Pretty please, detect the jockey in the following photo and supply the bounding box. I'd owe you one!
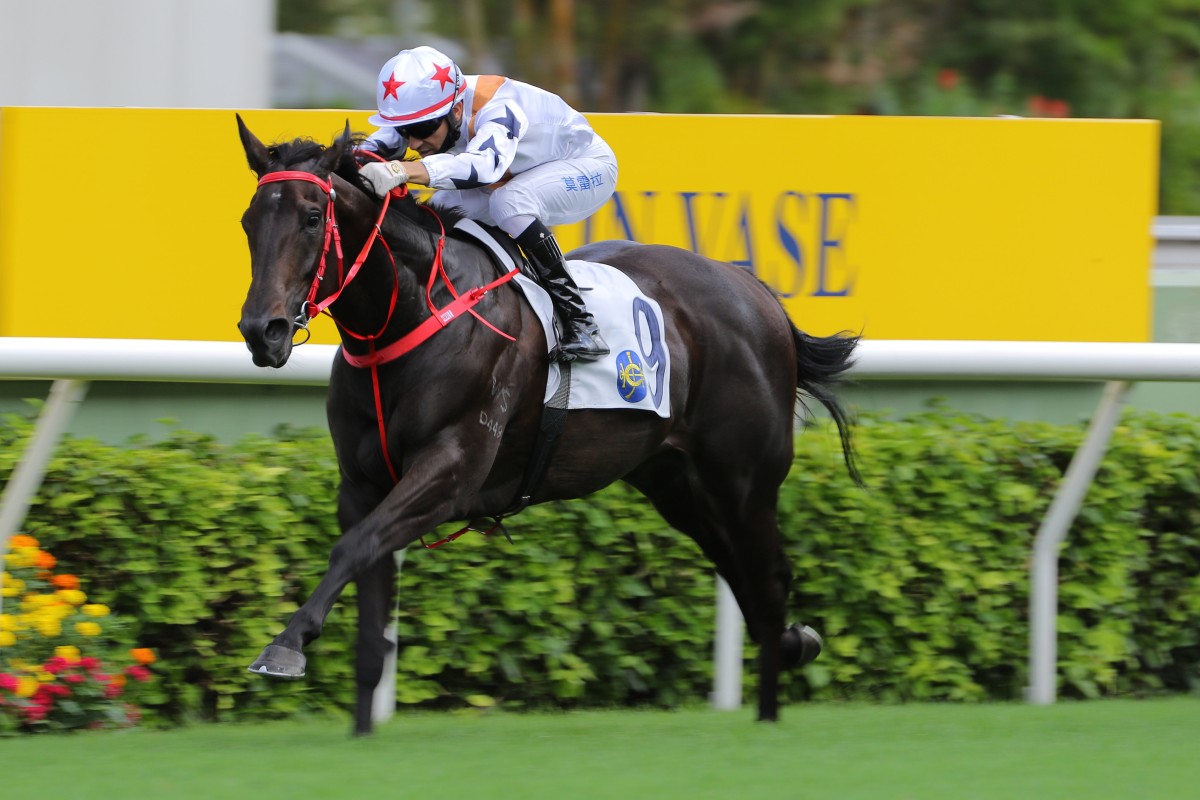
[358,45,615,362]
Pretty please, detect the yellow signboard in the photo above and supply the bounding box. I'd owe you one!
[0,107,1158,343]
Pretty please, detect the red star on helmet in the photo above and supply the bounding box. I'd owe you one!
[382,75,403,100]
[430,62,455,91]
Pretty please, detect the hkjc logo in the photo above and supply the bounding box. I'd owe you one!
[615,350,647,403]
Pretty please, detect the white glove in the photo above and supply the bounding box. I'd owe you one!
[360,160,409,198]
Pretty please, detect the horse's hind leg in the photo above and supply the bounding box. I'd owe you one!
[625,451,750,590]
[729,500,790,721]
[627,453,797,721]
[351,553,399,736]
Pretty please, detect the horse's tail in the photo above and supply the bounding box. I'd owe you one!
[792,327,862,485]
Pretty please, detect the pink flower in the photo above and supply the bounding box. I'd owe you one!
[0,673,17,692]
[63,672,86,684]
[44,656,69,675]
[79,657,101,670]
[22,705,48,722]
[126,665,152,683]
[104,682,123,699]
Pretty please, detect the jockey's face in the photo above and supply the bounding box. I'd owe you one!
[404,103,463,158]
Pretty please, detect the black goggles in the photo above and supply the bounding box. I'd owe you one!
[398,116,445,140]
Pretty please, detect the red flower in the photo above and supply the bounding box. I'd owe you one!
[937,68,959,91]
[79,657,101,670]
[126,665,153,683]
[1045,98,1070,117]
[104,682,124,699]
[0,673,17,692]
[44,657,69,675]
[31,686,56,709]
[63,672,86,684]
[1026,95,1071,117]
[22,705,48,722]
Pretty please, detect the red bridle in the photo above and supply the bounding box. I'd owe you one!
[253,169,519,362]
[255,170,396,344]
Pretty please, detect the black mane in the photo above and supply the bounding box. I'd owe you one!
[263,135,465,238]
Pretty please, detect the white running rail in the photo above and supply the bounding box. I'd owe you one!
[5,337,1200,710]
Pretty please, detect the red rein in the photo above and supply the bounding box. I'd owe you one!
[255,168,520,547]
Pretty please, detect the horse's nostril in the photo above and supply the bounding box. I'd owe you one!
[264,318,292,345]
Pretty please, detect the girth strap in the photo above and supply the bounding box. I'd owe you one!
[502,362,572,517]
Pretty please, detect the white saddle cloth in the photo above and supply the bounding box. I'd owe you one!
[513,261,672,418]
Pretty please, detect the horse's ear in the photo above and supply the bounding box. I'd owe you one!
[236,113,272,178]
[317,120,355,176]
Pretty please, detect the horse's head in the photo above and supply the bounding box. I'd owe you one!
[235,115,358,367]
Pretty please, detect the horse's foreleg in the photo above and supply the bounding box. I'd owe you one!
[249,524,398,679]
[249,455,479,685]
[251,517,427,676]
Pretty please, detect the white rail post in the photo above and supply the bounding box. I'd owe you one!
[711,576,744,709]
[1027,380,1131,704]
[0,379,91,616]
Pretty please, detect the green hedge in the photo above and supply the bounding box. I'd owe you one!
[2,407,1198,724]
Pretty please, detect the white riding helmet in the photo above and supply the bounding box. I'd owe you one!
[368,46,466,128]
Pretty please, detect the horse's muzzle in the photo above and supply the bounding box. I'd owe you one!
[238,316,295,368]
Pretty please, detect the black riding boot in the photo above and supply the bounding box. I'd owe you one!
[516,221,610,362]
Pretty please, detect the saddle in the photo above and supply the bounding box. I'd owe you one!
[449,218,537,281]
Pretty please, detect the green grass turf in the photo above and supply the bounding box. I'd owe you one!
[5,698,1197,799]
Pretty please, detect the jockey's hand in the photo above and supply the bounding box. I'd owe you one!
[360,160,409,198]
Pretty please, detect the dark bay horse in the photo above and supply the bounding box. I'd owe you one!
[235,116,860,735]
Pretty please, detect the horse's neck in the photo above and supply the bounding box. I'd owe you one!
[326,198,490,346]
[317,196,418,340]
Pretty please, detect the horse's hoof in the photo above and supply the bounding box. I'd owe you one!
[781,623,823,670]
[247,644,307,679]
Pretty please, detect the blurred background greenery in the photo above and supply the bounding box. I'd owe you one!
[277,0,1200,213]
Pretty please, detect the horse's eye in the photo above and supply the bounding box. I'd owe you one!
[306,211,323,231]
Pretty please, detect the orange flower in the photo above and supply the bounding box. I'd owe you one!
[51,574,80,591]
[130,648,157,666]
[34,550,56,570]
[8,534,38,549]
